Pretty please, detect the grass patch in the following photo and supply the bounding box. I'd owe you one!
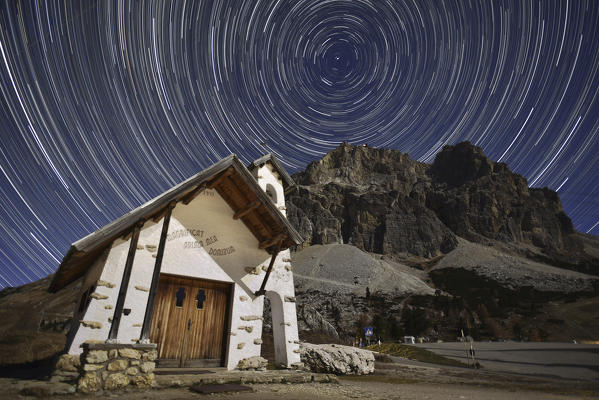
[367,343,469,368]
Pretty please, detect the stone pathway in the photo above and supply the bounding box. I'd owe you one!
[0,369,338,398]
[155,368,338,387]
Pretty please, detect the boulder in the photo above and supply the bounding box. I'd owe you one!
[140,361,155,373]
[118,348,141,359]
[299,343,374,375]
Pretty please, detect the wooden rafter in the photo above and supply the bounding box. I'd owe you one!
[153,201,177,222]
[233,200,260,220]
[207,168,233,189]
[259,233,286,249]
[222,173,251,206]
[181,184,206,205]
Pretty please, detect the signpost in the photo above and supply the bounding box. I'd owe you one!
[365,326,373,346]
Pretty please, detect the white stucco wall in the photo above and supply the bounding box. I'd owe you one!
[253,163,286,216]
[253,162,301,366]
[118,220,164,343]
[264,248,301,366]
[68,236,134,353]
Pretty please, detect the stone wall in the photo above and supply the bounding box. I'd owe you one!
[76,343,157,393]
[51,354,81,383]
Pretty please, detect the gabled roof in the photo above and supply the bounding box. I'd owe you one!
[248,153,295,192]
[49,154,302,292]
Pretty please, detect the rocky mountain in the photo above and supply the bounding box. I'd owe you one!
[286,142,599,342]
[287,141,598,274]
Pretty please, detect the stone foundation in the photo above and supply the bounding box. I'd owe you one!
[51,354,81,383]
[76,343,157,393]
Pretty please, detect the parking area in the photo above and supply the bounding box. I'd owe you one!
[414,342,599,381]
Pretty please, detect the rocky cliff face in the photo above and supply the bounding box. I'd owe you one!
[287,142,597,274]
[288,143,458,258]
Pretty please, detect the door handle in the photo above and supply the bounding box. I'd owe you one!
[187,319,192,331]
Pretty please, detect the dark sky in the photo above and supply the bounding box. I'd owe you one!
[0,0,598,289]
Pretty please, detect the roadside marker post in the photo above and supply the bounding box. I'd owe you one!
[461,329,470,368]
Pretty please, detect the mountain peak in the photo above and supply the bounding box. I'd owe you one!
[287,142,597,275]
[295,142,424,188]
[431,142,494,187]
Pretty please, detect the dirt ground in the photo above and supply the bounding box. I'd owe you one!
[2,379,596,400]
[2,356,598,400]
[2,342,599,399]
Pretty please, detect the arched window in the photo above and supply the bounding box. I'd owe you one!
[265,184,278,204]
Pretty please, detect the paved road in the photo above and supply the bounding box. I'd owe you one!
[414,342,599,381]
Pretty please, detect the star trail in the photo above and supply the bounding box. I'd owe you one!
[0,0,598,289]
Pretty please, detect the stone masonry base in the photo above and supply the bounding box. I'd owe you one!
[76,343,157,393]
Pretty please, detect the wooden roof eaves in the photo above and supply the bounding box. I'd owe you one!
[49,155,303,292]
[72,155,236,254]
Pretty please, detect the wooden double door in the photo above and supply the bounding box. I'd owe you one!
[149,274,232,367]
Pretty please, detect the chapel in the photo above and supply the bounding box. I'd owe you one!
[49,154,302,369]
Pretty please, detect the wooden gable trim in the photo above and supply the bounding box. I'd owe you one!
[207,168,233,189]
[259,233,286,250]
[49,156,303,293]
[181,184,206,205]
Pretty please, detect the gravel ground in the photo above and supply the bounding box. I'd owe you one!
[3,380,593,400]
[2,342,598,399]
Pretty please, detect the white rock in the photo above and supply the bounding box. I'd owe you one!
[299,343,374,375]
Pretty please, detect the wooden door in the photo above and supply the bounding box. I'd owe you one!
[149,274,232,367]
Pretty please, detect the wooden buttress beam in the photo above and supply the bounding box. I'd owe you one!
[139,202,176,342]
[255,240,283,297]
[259,233,285,249]
[107,221,144,342]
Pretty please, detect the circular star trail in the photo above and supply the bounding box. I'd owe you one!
[0,0,598,288]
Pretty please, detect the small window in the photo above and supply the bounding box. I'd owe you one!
[265,184,277,204]
[196,289,206,309]
[175,287,186,308]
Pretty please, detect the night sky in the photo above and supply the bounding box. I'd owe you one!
[1,0,598,289]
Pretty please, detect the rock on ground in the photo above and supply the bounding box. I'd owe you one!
[237,356,268,371]
[300,342,374,375]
